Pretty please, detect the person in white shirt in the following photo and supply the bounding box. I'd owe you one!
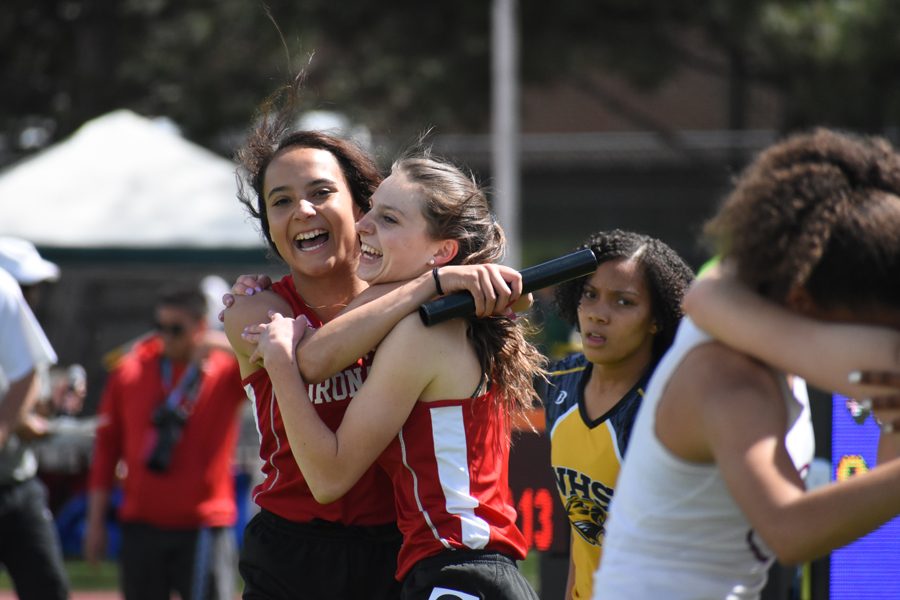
[0,237,69,600]
[594,129,900,600]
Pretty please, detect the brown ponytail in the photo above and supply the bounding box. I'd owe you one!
[393,156,547,423]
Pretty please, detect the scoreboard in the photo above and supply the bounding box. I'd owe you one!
[830,394,900,599]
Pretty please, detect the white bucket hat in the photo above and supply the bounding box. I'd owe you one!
[0,237,60,285]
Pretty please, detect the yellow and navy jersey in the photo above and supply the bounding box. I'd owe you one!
[538,352,650,599]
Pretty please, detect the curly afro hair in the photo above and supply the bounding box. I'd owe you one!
[704,128,900,311]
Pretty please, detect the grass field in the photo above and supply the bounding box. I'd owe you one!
[0,560,119,591]
[520,551,541,591]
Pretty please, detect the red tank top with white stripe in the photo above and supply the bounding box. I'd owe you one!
[377,391,527,579]
[243,276,396,525]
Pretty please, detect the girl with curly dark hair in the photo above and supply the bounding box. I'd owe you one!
[540,229,693,599]
[595,129,900,599]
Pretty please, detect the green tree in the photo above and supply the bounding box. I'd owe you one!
[2,0,297,159]
[3,0,900,166]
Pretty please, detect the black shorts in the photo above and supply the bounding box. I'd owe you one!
[239,510,402,600]
[401,549,539,600]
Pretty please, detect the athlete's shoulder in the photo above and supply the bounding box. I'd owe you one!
[270,275,296,302]
[389,311,457,342]
[547,352,590,378]
[682,341,775,396]
[374,313,470,390]
[542,352,588,426]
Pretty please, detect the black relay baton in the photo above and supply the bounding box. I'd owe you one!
[418,248,599,326]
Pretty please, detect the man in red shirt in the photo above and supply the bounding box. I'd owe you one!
[85,284,245,600]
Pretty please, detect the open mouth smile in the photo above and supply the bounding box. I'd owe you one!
[293,229,329,252]
[360,242,383,261]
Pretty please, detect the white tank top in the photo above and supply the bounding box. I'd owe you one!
[592,318,813,600]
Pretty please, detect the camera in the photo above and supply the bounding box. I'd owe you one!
[145,404,188,472]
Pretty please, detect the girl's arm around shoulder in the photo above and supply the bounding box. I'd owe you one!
[296,264,520,384]
[223,290,291,378]
[684,271,900,397]
[294,272,435,384]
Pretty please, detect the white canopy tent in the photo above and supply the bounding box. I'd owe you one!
[0,110,264,249]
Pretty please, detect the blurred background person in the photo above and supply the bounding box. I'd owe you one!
[45,364,88,418]
[32,363,95,519]
[0,236,70,600]
[84,282,245,600]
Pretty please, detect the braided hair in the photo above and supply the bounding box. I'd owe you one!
[704,128,900,311]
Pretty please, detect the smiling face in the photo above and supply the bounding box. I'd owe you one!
[262,147,363,279]
[355,171,450,285]
[576,258,657,368]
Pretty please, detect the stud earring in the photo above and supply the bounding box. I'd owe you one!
[427,258,436,266]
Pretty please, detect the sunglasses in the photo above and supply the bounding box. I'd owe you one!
[153,321,187,337]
